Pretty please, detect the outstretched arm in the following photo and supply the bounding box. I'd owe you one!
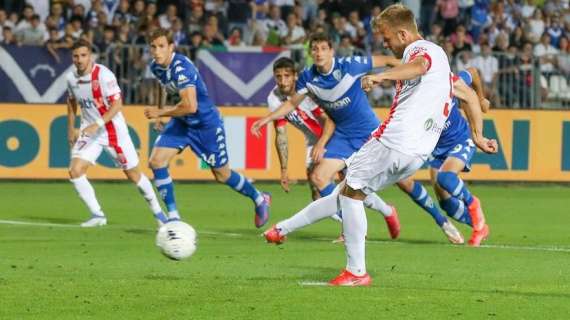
[311,111,335,163]
[250,93,306,137]
[145,86,197,119]
[466,67,490,113]
[454,78,498,154]
[362,56,429,91]
[372,55,401,68]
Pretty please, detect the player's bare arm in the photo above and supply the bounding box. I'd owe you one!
[67,95,78,147]
[274,124,290,192]
[82,97,124,137]
[311,112,335,163]
[153,81,167,131]
[372,55,401,68]
[467,67,490,113]
[145,86,197,119]
[454,79,498,154]
[362,56,429,91]
[251,93,305,137]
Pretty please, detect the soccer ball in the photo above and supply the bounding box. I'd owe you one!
[156,221,197,260]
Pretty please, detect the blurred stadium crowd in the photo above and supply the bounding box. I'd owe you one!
[1,0,570,108]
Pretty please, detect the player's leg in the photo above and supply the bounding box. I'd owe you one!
[306,167,320,201]
[148,146,181,221]
[436,154,489,246]
[123,166,167,225]
[397,176,448,227]
[193,123,270,228]
[69,140,106,227]
[148,118,188,221]
[432,167,472,226]
[309,158,345,197]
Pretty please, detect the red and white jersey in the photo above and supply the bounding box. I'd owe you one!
[66,64,129,145]
[372,40,453,156]
[267,86,324,146]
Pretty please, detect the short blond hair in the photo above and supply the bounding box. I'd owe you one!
[372,4,418,33]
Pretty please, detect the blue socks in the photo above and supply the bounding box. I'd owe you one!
[408,181,447,227]
[440,197,472,226]
[152,167,180,219]
[225,170,263,205]
[437,171,474,206]
[319,183,336,197]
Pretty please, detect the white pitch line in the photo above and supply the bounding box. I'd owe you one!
[1,219,569,253]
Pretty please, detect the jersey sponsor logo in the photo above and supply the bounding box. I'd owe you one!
[425,118,445,135]
[424,118,434,131]
[322,96,351,110]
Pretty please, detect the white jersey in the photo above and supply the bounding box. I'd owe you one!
[267,86,323,146]
[66,63,128,146]
[371,40,453,157]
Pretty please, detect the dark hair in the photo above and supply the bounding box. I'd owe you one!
[31,14,40,21]
[70,15,83,23]
[309,32,333,49]
[71,39,92,52]
[273,57,296,73]
[149,28,174,44]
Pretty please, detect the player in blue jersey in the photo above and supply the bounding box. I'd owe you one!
[397,67,497,246]
[143,29,271,228]
[252,32,403,239]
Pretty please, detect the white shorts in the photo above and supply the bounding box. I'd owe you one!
[345,139,425,195]
[71,134,139,170]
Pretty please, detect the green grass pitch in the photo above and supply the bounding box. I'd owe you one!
[0,182,569,319]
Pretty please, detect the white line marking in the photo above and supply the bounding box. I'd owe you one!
[1,219,569,253]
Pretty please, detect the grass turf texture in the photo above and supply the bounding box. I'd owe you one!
[0,182,569,319]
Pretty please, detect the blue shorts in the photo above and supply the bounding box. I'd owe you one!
[428,138,475,172]
[324,133,368,160]
[154,118,228,168]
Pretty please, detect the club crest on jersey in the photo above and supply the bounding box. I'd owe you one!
[333,69,342,81]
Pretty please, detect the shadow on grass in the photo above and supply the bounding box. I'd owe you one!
[20,215,78,224]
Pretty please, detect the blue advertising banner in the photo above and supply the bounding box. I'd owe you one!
[0,45,73,103]
[196,49,290,106]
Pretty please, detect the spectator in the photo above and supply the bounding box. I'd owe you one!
[17,14,45,46]
[69,15,84,40]
[26,0,50,22]
[130,0,146,27]
[1,26,17,45]
[426,23,444,43]
[453,26,473,58]
[73,0,92,14]
[259,4,287,45]
[201,22,225,48]
[458,0,474,24]
[15,5,35,34]
[347,10,363,39]
[171,17,188,46]
[159,4,178,29]
[187,2,206,34]
[517,52,535,108]
[72,4,87,19]
[436,0,459,36]
[298,0,318,25]
[420,0,438,35]
[96,25,116,54]
[336,34,354,57]
[470,0,491,43]
[470,43,499,98]
[527,9,545,43]
[226,27,245,46]
[534,33,559,74]
[555,36,570,74]
[281,12,305,45]
[520,0,537,19]
[546,14,564,48]
[114,0,132,25]
[510,26,527,49]
[49,1,67,32]
[495,45,519,107]
[46,27,67,63]
[0,9,16,42]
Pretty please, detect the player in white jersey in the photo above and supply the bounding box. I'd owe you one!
[264,5,496,286]
[66,40,167,227]
[268,57,330,199]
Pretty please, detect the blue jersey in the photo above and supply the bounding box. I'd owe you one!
[150,52,220,128]
[296,56,380,138]
[431,70,473,157]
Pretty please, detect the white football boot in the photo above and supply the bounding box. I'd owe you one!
[80,215,107,227]
[441,221,464,244]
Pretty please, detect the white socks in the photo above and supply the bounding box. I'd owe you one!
[364,193,393,217]
[136,174,163,215]
[277,191,340,235]
[339,194,367,276]
[70,175,104,217]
